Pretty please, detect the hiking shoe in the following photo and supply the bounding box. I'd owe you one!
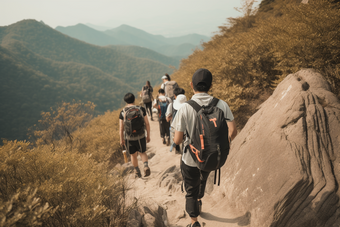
[186,222,201,227]
[162,138,166,144]
[198,200,202,214]
[144,166,151,177]
[134,169,142,178]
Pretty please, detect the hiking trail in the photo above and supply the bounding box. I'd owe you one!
[124,113,251,227]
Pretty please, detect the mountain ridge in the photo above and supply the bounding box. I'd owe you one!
[0,19,173,141]
[56,23,210,58]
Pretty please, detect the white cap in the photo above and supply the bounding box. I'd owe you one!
[161,75,167,80]
[173,94,187,110]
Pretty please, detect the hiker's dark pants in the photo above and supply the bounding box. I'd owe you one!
[181,160,211,218]
[159,119,170,138]
[144,101,152,117]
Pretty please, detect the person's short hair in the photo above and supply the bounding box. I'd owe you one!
[193,82,210,92]
[124,92,135,104]
[192,68,212,92]
[174,87,185,96]
[158,88,165,94]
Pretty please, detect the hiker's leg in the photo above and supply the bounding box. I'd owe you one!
[198,170,211,199]
[180,160,201,218]
[159,120,165,138]
[137,137,148,163]
[164,120,170,137]
[137,137,150,177]
[146,102,152,117]
[127,140,138,167]
[130,152,138,167]
[160,119,166,138]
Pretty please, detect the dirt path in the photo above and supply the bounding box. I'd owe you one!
[125,113,250,227]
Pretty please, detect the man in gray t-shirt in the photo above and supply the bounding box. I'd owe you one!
[172,68,237,227]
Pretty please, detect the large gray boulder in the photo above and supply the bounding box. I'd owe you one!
[212,69,340,227]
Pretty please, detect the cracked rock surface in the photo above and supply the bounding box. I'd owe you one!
[211,69,340,227]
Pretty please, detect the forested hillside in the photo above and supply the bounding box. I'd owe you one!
[0,19,173,141]
[171,0,340,127]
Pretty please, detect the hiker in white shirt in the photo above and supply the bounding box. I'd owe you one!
[160,73,170,90]
[172,68,237,227]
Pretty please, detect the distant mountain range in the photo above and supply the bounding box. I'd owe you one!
[55,24,210,59]
[0,19,174,141]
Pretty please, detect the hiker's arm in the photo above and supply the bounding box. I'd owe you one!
[227,120,237,141]
[119,119,125,146]
[153,99,157,108]
[165,103,172,122]
[144,115,151,143]
[174,130,184,145]
[166,115,172,122]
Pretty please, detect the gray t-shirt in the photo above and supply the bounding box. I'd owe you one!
[166,102,173,117]
[171,93,234,167]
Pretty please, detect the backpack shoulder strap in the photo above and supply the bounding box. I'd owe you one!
[208,97,219,107]
[186,99,201,113]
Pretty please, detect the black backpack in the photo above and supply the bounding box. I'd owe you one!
[123,106,145,139]
[186,98,230,185]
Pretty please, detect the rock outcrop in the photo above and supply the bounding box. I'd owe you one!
[126,201,168,227]
[212,69,340,226]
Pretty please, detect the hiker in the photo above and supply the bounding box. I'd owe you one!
[153,88,172,146]
[172,68,237,227]
[119,92,151,178]
[166,87,186,123]
[166,87,186,153]
[141,81,154,121]
[161,73,179,99]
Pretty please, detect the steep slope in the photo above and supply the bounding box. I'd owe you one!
[55,23,127,46]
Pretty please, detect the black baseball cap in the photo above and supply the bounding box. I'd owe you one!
[192,68,212,87]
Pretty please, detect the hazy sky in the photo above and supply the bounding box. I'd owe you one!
[1,0,247,37]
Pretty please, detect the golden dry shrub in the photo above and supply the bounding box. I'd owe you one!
[71,109,124,166]
[0,140,133,227]
[171,0,340,128]
[30,100,95,146]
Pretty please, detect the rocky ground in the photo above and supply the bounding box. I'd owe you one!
[121,113,250,227]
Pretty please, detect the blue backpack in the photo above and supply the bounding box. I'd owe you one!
[159,100,169,119]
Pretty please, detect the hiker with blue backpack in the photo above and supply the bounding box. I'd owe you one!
[119,93,151,178]
[172,68,237,227]
[153,88,172,146]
